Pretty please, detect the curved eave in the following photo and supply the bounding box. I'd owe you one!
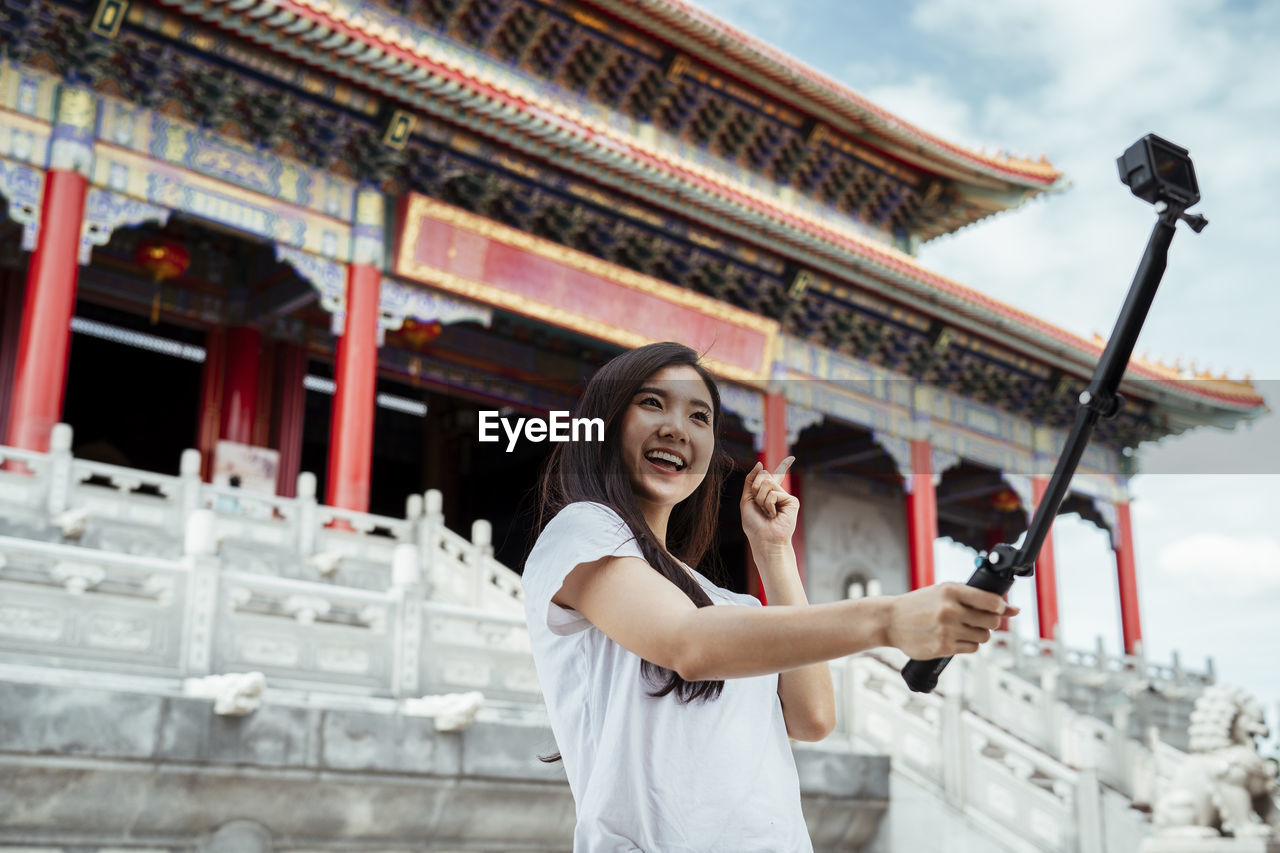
[159,0,1255,418]
[1140,383,1268,439]
[588,0,1064,193]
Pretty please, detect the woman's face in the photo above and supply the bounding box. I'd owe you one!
[617,364,715,515]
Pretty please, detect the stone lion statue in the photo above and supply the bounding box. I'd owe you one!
[1152,685,1279,838]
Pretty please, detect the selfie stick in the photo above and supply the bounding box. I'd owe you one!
[902,134,1208,693]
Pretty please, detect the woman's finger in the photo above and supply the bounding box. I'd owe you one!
[764,489,781,518]
[961,609,1003,632]
[772,456,795,480]
[740,461,763,502]
[753,471,775,504]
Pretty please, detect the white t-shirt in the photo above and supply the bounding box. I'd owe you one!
[522,501,812,852]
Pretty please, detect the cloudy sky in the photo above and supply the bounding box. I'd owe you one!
[691,0,1280,749]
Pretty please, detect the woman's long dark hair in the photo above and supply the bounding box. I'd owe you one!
[535,341,733,703]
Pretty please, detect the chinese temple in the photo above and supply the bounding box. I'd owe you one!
[0,0,1267,850]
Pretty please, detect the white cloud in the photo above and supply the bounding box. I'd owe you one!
[1157,532,1280,592]
[902,0,1280,379]
[858,75,986,151]
[685,0,803,43]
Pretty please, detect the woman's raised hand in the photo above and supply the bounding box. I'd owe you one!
[740,456,798,548]
[885,583,1020,660]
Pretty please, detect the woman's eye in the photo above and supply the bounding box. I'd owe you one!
[641,396,661,407]
[693,411,712,424]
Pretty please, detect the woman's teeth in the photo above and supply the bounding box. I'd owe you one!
[645,451,684,470]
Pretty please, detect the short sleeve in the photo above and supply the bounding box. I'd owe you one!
[521,502,647,636]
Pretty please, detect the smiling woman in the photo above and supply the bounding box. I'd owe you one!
[521,341,1013,852]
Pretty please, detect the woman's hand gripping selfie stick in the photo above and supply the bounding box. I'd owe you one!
[902,134,1209,693]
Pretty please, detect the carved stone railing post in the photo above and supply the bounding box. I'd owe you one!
[1074,744,1106,853]
[180,508,220,677]
[1041,669,1064,756]
[45,423,74,515]
[421,489,443,593]
[296,472,317,557]
[391,542,422,698]
[405,492,423,528]
[940,685,966,808]
[471,519,493,608]
[178,448,202,529]
[1110,702,1135,791]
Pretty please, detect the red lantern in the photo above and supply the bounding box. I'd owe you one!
[398,317,443,348]
[134,238,191,282]
[134,238,190,324]
[992,489,1021,513]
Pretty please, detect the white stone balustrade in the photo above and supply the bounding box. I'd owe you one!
[0,530,542,702]
[975,633,1207,755]
[0,533,191,671]
[0,425,533,701]
[845,651,1161,853]
[0,425,524,610]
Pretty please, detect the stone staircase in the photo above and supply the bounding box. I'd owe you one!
[839,637,1213,852]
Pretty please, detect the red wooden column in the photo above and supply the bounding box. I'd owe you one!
[747,391,799,603]
[1031,475,1061,642]
[196,327,226,479]
[219,327,263,446]
[905,439,938,590]
[1114,497,1144,656]
[326,187,384,512]
[4,88,96,452]
[197,326,269,480]
[761,392,794,498]
[271,342,307,497]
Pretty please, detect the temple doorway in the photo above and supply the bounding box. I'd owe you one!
[63,300,204,474]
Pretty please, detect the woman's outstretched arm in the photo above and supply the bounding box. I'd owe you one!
[553,553,1009,688]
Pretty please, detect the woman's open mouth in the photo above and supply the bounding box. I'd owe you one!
[644,449,687,474]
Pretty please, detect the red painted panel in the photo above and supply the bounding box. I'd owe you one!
[406,210,769,376]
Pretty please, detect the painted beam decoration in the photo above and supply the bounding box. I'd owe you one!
[395,193,776,382]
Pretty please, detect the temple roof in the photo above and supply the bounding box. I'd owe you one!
[171,0,1063,243]
[9,0,1255,436]
[588,0,1065,190]
[126,0,1258,427]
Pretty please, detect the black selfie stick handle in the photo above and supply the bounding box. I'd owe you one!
[901,203,1186,694]
[901,563,1016,693]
